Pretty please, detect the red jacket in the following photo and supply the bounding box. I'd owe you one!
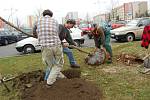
[141,25,150,49]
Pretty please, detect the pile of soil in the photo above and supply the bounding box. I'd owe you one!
[117,52,143,65]
[12,69,103,100]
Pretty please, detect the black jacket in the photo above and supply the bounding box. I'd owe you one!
[59,24,75,45]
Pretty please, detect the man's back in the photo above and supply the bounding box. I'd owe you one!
[36,16,61,47]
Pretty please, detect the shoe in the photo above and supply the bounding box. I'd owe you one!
[70,64,80,68]
[106,58,112,64]
[57,72,66,79]
[46,84,52,88]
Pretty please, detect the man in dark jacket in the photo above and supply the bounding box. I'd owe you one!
[92,23,112,64]
[92,24,105,49]
[59,19,80,68]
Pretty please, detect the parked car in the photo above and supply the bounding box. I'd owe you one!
[111,20,126,29]
[0,30,18,45]
[79,24,94,39]
[69,27,85,46]
[12,31,29,41]
[110,18,150,42]
[15,27,85,54]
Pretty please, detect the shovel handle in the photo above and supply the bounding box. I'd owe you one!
[0,79,10,92]
[68,45,91,55]
[142,54,150,60]
[0,73,10,92]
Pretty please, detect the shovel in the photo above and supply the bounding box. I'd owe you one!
[138,49,150,74]
[68,45,107,64]
[0,73,10,92]
[68,45,92,56]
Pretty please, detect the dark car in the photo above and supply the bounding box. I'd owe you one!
[0,31,18,45]
[12,31,29,41]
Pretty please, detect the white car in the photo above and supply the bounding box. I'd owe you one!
[15,27,85,54]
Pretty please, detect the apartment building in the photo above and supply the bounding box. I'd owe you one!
[111,1,148,21]
[93,13,110,24]
[65,12,78,20]
[64,12,81,25]
[27,15,37,28]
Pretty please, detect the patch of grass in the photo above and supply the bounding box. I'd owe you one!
[0,41,150,100]
[0,53,44,75]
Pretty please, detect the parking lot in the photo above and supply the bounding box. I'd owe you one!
[0,35,99,58]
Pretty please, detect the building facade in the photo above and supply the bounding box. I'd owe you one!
[93,13,110,24]
[27,15,37,28]
[110,1,148,21]
[65,12,78,20]
[64,12,80,25]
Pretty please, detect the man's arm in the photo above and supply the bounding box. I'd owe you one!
[98,27,105,46]
[65,29,76,46]
[58,24,65,41]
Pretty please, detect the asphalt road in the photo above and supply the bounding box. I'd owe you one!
[0,43,21,58]
[0,35,116,58]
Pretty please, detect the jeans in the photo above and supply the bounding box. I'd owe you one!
[63,47,76,65]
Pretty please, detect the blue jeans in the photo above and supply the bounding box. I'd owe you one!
[63,47,76,65]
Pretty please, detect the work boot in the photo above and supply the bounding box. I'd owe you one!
[46,84,52,88]
[57,72,66,79]
[106,58,112,64]
[70,64,80,68]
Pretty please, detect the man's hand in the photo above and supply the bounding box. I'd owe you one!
[100,45,104,49]
[74,42,78,46]
[63,43,69,47]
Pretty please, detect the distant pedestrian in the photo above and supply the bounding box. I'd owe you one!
[33,9,65,86]
[92,24,105,49]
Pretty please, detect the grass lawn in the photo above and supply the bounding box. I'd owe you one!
[0,41,150,100]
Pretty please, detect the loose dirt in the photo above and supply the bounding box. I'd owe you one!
[12,69,103,100]
[117,52,143,66]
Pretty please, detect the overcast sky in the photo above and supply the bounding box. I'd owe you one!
[0,0,149,23]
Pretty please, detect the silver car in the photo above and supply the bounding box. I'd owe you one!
[111,18,150,42]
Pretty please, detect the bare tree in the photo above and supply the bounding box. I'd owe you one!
[34,8,43,20]
[15,17,21,29]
